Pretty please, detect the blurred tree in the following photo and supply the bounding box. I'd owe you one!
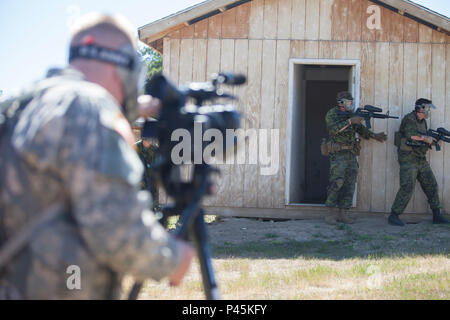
[138,45,162,80]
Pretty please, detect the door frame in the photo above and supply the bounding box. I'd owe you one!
[285,58,361,206]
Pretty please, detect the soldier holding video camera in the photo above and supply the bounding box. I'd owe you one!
[0,13,193,299]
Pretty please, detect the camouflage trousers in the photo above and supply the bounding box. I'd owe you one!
[325,151,358,209]
[391,152,441,215]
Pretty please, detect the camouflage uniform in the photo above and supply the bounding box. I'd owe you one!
[0,68,181,299]
[136,140,160,211]
[325,106,373,209]
[391,111,441,215]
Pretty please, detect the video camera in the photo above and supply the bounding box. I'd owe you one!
[129,72,245,300]
[140,73,243,199]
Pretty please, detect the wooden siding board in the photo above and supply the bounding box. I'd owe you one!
[414,43,432,213]
[259,39,277,208]
[319,0,333,41]
[273,40,290,208]
[160,37,172,205]
[331,0,349,41]
[277,0,292,39]
[170,39,181,85]
[236,2,251,39]
[371,42,389,212]
[205,39,222,205]
[432,30,446,44]
[219,39,235,206]
[194,19,209,39]
[163,37,171,74]
[304,40,319,58]
[404,16,419,43]
[445,43,450,213]
[291,0,306,40]
[348,0,362,41]
[358,42,375,211]
[249,0,265,39]
[305,0,320,40]
[231,39,249,208]
[222,6,237,38]
[419,24,432,43]
[346,41,361,59]
[402,42,418,213]
[385,43,403,212]
[264,0,278,39]
[192,39,208,82]
[244,40,263,207]
[178,39,194,183]
[179,39,194,86]
[290,40,305,58]
[208,13,223,38]
[430,44,446,210]
[331,41,347,59]
[389,10,404,42]
[376,7,392,42]
[319,41,332,59]
[361,0,376,41]
[180,24,195,38]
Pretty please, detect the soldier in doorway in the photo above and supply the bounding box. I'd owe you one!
[324,91,387,225]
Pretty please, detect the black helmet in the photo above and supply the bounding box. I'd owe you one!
[415,98,435,119]
[337,91,353,103]
[415,98,435,110]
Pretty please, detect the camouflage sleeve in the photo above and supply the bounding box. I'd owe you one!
[60,94,181,282]
[354,123,373,140]
[402,116,419,139]
[326,109,350,137]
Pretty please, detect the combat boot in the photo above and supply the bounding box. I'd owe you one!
[432,209,450,224]
[388,212,405,226]
[325,207,338,225]
[337,209,355,224]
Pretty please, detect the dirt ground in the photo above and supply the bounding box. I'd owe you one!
[207,215,450,257]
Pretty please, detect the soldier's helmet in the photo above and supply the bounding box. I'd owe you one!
[336,91,353,103]
[415,98,435,118]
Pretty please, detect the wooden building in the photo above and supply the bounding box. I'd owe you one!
[139,0,450,218]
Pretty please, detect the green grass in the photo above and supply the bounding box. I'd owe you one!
[128,217,450,300]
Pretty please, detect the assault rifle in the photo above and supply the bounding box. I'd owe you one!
[406,127,450,151]
[338,105,399,129]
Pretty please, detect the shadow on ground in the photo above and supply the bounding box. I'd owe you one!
[207,217,450,260]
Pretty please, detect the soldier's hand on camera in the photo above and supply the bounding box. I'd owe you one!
[138,95,161,119]
[168,239,195,287]
[422,135,435,145]
[348,116,364,125]
[372,132,387,142]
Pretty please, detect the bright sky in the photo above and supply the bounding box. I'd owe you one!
[0,0,448,97]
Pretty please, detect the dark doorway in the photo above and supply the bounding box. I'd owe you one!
[304,80,348,203]
[288,64,352,205]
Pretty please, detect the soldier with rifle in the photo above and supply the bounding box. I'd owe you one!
[389,98,450,226]
[323,91,388,225]
[136,137,160,212]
